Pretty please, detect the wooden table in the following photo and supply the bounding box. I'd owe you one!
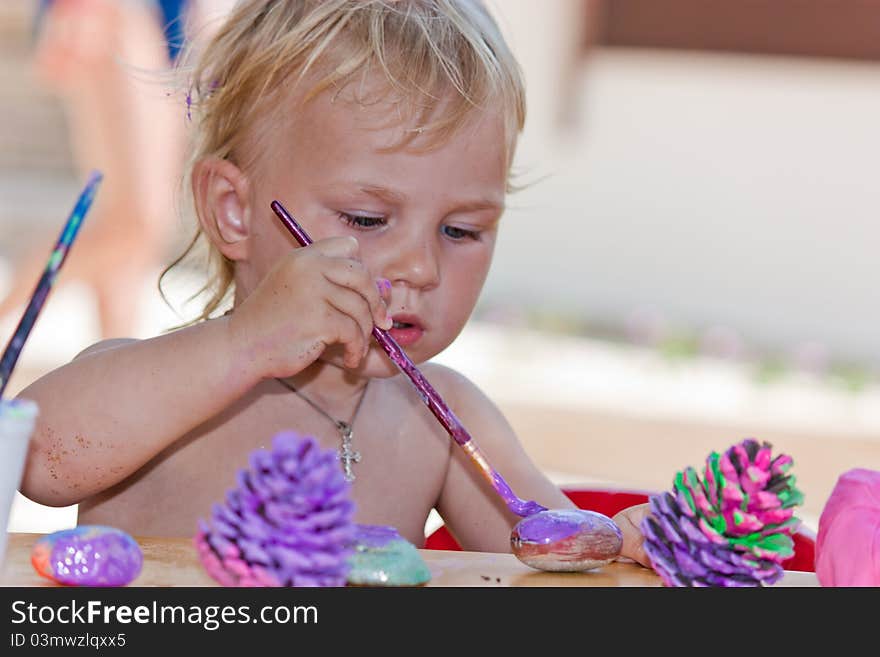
[1,533,819,587]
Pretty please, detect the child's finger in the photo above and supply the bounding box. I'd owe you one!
[323,259,392,330]
[320,310,366,369]
[307,235,360,259]
[323,287,376,363]
[336,315,368,368]
[612,505,652,568]
[298,238,390,329]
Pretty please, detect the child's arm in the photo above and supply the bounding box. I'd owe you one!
[17,317,256,507]
[18,237,389,507]
[430,364,650,566]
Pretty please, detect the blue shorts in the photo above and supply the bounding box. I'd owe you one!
[37,0,191,62]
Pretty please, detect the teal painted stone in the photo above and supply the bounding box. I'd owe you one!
[346,525,431,586]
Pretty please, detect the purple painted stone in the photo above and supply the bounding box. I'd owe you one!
[510,509,623,572]
[32,525,143,587]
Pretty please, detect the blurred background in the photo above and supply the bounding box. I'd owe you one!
[2,0,880,538]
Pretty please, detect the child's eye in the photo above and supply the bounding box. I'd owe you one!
[339,212,387,229]
[441,225,480,241]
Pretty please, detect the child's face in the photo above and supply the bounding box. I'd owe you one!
[241,80,509,376]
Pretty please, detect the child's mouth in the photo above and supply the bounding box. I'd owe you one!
[388,315,424,347]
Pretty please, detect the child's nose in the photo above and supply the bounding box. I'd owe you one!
[382,236,440,290]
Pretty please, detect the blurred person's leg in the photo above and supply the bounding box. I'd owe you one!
[488,0,591,160]
[0,0,186,338]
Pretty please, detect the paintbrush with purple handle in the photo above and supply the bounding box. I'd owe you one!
[271,200,625,572]
[0,171,103,398]
[270,200,545,517]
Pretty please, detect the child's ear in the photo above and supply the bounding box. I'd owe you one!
[191,157,252,261]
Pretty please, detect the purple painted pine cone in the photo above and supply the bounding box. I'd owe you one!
[195,431,356,586]
[641,438,804,587]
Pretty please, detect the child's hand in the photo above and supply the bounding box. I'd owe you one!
[228,236,392,378]
[612,503,653,568]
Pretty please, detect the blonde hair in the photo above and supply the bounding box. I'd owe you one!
[162,0,526,324]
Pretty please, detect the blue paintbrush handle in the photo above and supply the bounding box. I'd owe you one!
[0,171,103,398]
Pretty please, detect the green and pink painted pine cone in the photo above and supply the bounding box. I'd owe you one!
[642,439,804,586]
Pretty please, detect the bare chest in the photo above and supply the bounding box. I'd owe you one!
[78,381,450,545]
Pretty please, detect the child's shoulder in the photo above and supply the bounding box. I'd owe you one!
[73,337,139,360]
[417,360,493,406]
[419,360,472,386]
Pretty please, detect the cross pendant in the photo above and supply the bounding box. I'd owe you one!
[337,421,361,483]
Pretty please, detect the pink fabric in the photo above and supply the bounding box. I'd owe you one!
[815,468,880,586]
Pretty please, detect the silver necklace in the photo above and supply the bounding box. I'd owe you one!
[276,378,369,482]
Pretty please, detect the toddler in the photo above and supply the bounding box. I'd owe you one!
[18,0,649,564]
